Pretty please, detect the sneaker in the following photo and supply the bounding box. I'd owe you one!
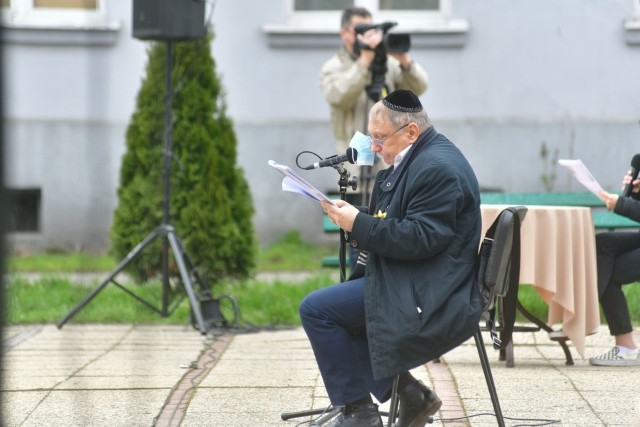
[589,346,640,366]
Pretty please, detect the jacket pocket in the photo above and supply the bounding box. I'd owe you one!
[403,282,423,333]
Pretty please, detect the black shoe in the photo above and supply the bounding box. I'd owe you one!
[327,403,383,427]
[397,380,442,427]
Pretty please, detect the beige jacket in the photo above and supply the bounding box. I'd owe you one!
[320,46,428,180]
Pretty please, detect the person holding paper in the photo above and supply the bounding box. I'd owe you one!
[590,172,640,366]
[299,90,482,426]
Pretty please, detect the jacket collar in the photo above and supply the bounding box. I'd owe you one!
[379,126,438,193]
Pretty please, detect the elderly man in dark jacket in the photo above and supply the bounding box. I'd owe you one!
[299,89,483,427]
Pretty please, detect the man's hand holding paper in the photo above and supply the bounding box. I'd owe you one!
[321,199,359,232]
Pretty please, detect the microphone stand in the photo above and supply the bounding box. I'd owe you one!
[334,164,357,282]
[280,162,356,424]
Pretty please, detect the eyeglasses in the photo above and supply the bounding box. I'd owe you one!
[368,123,409,148]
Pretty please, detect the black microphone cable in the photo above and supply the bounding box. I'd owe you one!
[295,150,324,170]
[432,412,562,426]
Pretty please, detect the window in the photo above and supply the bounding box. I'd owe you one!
[6,188,41,233]
[264,0,468,48]
[1,0,119,46]
[284,0,451,30]
[2,0,108,28]
[294,0,352,11]
[625,0,640,45]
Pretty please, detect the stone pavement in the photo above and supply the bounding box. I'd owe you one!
[2,323,640,426]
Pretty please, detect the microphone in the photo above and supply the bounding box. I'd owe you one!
[304,148,358,170]
[623,154,640,197]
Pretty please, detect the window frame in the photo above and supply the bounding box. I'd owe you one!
[2,0,108,28]
[265,0,469,49]
[285,0,453,31]
[624,0,640,45]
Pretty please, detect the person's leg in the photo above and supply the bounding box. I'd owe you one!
[601,245,640,346]
[599,242,640,338]
[349,330,395,402]
[600,283,633,337]
[607,244,640,290]
[591,236,640,366]
[595,232,640,297]
[299,277,392,406]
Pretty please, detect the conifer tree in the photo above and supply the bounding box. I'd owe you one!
[111,30,256,284]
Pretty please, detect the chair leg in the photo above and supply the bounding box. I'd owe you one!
[386,375,400,427]
[474,328,506,427]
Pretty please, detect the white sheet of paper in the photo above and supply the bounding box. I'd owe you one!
[558,159,604,197]
[268,160,335,205]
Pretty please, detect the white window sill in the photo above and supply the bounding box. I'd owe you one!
[1,21,121,46]
[624,19,640,45]
[263,19,470,49]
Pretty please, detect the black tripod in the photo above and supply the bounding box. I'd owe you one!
[57,41,212,334]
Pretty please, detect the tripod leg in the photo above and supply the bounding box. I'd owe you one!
[176,240,210,294]
[57,228,161,329]
[281,406,342,424]
[166,231,207,334]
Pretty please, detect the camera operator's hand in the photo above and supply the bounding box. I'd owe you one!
[356,29,383,68]
[388,52,413,70]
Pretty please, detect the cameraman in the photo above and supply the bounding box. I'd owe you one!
[320,7,428,194]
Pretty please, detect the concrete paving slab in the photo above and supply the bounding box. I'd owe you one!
[3,323,640,426]
[7,389,168,427]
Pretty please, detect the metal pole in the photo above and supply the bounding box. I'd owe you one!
[161,41,173,316]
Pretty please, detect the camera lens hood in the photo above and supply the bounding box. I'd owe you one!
[384,33,411,53]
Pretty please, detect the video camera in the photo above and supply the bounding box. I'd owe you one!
[354,21,411,54]
[353,21,411,101]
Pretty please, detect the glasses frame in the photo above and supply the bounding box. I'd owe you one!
[368,123,410,148]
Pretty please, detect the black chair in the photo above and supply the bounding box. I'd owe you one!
[282,206,526,427]
[384,206,526,427]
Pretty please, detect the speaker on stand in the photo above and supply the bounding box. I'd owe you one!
[57,0,225,333]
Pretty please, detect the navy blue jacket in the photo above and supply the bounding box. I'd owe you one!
[615,190,640,223]
[349,127,483,379]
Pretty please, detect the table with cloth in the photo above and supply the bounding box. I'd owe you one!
[481,204,600,359]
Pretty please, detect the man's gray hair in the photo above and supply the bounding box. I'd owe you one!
[369,100,432,133]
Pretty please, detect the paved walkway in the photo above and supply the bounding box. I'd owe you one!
[2,323,640,426]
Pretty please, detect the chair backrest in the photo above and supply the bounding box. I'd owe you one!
[478,206,527,349]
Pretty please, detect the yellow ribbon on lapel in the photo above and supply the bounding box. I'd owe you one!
[373,210,387,219]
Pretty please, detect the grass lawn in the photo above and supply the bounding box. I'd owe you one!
[4,231,639,327]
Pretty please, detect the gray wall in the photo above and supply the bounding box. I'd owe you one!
[4,0,640,252]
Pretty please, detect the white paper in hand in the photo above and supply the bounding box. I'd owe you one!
[268,160,335,204]
[558,159,604,197]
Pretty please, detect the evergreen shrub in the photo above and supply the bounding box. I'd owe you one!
[110,29,257,285]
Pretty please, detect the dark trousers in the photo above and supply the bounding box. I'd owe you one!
[299,277,394,406]
[596,231,640,336]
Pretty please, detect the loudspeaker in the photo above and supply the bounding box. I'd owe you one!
[189,296,229,331]
[132,0,205,41]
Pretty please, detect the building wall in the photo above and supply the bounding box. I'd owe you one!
[4,0,640,252]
